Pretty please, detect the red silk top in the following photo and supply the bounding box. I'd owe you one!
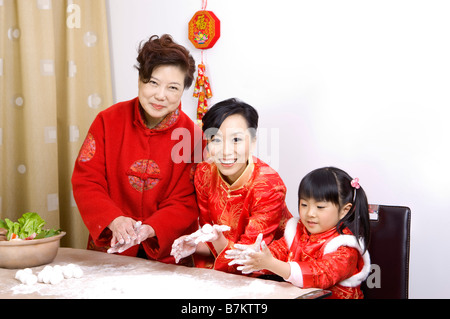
[72,97,203,263]
[194,157,292,274]
[270,219,367,299]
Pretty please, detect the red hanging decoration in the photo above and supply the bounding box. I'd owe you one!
[189,1,220,127]
[188,10,221,50]
[193,62,213,126]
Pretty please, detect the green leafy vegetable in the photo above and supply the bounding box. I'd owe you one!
[0,212,61,240]
[35,228,62,239]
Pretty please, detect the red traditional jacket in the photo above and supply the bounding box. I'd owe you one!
[270,218,371,299]
[71,97,204,263]
[194,156,292,274]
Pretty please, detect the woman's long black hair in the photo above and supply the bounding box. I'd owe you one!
[298,167,370,253]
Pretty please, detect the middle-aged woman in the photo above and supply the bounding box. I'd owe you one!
[72,34,203,264]
[171,98,292,275]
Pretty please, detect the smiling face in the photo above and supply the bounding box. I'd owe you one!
[207,114,256,185]
[299,198,351,234]
[138,65,185,128]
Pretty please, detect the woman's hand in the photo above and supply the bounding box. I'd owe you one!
[108,216,139,247]
[195,224,230,255]
[136,223,155,243]
[193,224,231,244]
[171,235,198,263]
[107,218,156,254]
[170,224,231,263]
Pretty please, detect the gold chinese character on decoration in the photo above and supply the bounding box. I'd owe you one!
[196,15,207,30]
[188,10,220,49]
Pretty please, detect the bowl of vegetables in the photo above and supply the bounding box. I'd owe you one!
[0,212,65,269]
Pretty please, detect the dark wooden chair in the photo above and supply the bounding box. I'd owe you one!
[361,205,411,299]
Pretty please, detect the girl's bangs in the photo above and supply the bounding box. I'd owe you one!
[298,169,340,205]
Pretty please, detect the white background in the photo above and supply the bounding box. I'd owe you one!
[106,0,450,298]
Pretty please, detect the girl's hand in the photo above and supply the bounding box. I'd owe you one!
[226,233,292,278]
[234,241,274,274]
[225,233,264,263]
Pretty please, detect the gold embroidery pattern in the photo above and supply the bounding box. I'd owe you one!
[194,159,292,274]
[289,223,364,299]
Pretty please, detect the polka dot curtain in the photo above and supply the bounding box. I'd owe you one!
[0,0,113,248]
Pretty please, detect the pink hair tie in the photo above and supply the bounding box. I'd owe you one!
[351,178,360,189]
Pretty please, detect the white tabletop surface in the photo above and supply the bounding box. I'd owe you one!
[0,247,323,299]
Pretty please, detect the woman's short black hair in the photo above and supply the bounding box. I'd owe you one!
[202,98,259,139]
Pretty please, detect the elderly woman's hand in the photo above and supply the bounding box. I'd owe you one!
[107,216,139,248]
[107,221,155,254]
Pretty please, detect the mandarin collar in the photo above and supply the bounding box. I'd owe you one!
[299,221,339,243]
[133,98,181,134]
[218,156,255,193]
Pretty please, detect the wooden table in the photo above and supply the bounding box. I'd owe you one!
[0,248,328,299]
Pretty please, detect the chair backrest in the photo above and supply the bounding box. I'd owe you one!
[361,205,411,299]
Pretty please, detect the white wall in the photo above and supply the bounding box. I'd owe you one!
[106,0,450,298]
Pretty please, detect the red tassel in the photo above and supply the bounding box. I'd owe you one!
[193,63,212,127]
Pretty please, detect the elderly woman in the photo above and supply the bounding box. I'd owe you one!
[72,34,203,264]
[171,98,292,274]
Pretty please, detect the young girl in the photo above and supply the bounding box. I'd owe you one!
[171,98,292,274]
[225,167,371,299]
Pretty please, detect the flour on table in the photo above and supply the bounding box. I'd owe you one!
[11,262,276,299]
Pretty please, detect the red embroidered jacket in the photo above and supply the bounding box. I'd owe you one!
[270,218,371,299]
[194,157,292,274]
[71,97,204,263]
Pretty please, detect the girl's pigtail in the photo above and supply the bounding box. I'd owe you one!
[351,183,370,254]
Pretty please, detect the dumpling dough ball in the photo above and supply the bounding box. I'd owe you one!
[62,265,74,279]
[201,224,213,234]
[42,265,53,272]
[42,271,52,284]
[37,271,45,283]
[15,269,37,285]
[72,265,83,278]
[62,263,83,279]
[38,266,53,284]
[24,274,38,285]
[15,269,25,281]
[35,263,83,284]
[49,271,64,285]
[15,268,32,280]
[53,265,63,273]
